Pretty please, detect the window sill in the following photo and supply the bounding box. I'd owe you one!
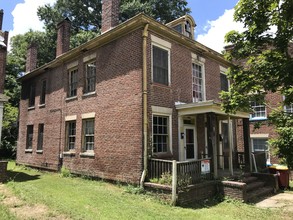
[151,82,171,89]
[25,149,33,153]
[249,117,267,122]
[28,106,35,111]
[38,104,46,108]
[63,151,76,157]
[36,150,43,154]
[80,152,95,158]
[82,91,96,98]
[66,96,78,102]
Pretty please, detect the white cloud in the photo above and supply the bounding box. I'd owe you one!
[196,9,245,53]
[8,0,57,50]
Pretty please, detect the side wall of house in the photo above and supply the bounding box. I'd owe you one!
[17,29,144,183]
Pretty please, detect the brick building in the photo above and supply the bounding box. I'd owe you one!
[17,1,251,184]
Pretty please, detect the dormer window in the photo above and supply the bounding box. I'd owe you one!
[167,15,196,40]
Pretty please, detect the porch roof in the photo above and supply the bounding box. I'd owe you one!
[175,100,249,119]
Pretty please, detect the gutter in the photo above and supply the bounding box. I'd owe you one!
[140,23,149,187]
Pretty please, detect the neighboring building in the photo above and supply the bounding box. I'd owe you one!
[0,9,9,146]
[16,0,251,184]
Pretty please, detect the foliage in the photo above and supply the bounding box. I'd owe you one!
[60,166,72,178]
[269,110,293,169]
[222,0,293,166]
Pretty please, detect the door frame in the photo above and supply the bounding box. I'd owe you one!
[184,125,197,161]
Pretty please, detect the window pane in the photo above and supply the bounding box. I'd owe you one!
[192,64,204,102]
[83,119,95,151]
[67,121,76,150]
[153,46,169,85]
[26,125,34,149]
[153,115,169,153]
[85,61,96,93]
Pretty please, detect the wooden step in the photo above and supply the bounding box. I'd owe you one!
[246,186,274,202]
[246,181,265,192]
[242,176,258,184]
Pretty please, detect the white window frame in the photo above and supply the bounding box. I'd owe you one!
[220,66,230,92]
[191,53,206,102]
[84,60,96,94]
[251,135,270,164]
[68,68,78,98]
[283,96,293,113]
[151,35,171,86]
[151,106,172,154]
[250,101,267,120]
[82,118,95,152]
[66,120,76,151]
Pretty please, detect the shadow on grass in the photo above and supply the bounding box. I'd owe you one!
[6,170,41,182]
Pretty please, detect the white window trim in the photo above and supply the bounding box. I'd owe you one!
[67,61,78,70]
[191,54,206,102]
[83,53,96,63]
[65,115,77,121]
[220,65,230,91]
[152,106,173,154]
[82,112,95,119]
[151,35,171,86]
[283,96,293,113]
[250,101,267,120]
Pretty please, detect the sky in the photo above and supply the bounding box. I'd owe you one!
[0,0,244,52]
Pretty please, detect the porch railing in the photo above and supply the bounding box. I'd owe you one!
[147,158,212,185]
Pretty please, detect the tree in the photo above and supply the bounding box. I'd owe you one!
[222,0,293,168]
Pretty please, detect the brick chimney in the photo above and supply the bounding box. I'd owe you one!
[101,0,120,33]
[56,17,71,57]
[0,9,8,94]
[0,10,3,31]
[26,42,38,73]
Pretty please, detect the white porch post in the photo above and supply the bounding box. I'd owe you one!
[228,116,233,176]
[178,115,184,161]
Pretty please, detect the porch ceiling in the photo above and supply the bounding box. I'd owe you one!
[175,100,249,119]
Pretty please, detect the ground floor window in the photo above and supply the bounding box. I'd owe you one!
[37,124,44,151]
[153,115,169,153]
[26,125,34,149]
[82,119,95,151]
[66,121,76,151]
[251,138,270,164]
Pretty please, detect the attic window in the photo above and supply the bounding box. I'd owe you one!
[173,24,182,33]
[185,21,191,38]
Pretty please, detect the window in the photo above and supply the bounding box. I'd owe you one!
[66,121,76,151]
[220,73,229,91]
[29,83,35,107]
[192,63,204,102]
[173,24,182,33]
[82,119,95,151]
[185,21,191,38]
[68,68,78,97]
[153,115,169,153]
[285,104,293,113]
[40,80,46,105]
[84,61,96,93]
[37,124,44,151]
[252,138,268,152]
[250,101,266,120]
[153,45,169,85]
[26,125,34,149]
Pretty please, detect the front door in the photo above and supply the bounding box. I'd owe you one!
[185,127,196,160]
[219,121,229,169]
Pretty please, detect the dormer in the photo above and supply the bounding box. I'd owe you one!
[166,15,196,40]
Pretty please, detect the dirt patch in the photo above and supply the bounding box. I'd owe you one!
[0,184,70,220]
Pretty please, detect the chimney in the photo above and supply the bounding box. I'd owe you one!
[56,17,71,57]
[26,42,38,73]
[0,9,8,94]
[101,0,120,33]
[0,10,3,31]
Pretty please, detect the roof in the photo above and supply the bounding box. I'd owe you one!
[20,13,231,81]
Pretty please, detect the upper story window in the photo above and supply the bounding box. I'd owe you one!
[84,61,96,93]
[192,63,205,102]
[153,46,170,85]
[68,68,78,97]
[29,83,36,107]
[250,100,267,120]
[220,73,229,91]
[40,80,46,105]
[26,125,34,149]
[285,104,293,113]
[185,21,191,38]
[37,124,44,151]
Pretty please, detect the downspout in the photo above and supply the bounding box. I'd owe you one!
[140,23,149,187]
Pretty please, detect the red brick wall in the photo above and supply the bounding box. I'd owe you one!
[17,29,143,183]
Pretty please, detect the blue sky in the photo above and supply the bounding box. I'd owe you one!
[0,0,242,52]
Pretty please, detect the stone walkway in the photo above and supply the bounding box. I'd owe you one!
[256,191,293,213]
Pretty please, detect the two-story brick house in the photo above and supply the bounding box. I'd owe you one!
[17,0,251,184]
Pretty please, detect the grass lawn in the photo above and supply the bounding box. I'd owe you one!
[0,161,289,220]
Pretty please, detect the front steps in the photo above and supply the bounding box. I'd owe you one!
[221,172,278,203]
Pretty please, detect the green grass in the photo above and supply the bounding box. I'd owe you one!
[0,205,17,220]
[2,162,287,220]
